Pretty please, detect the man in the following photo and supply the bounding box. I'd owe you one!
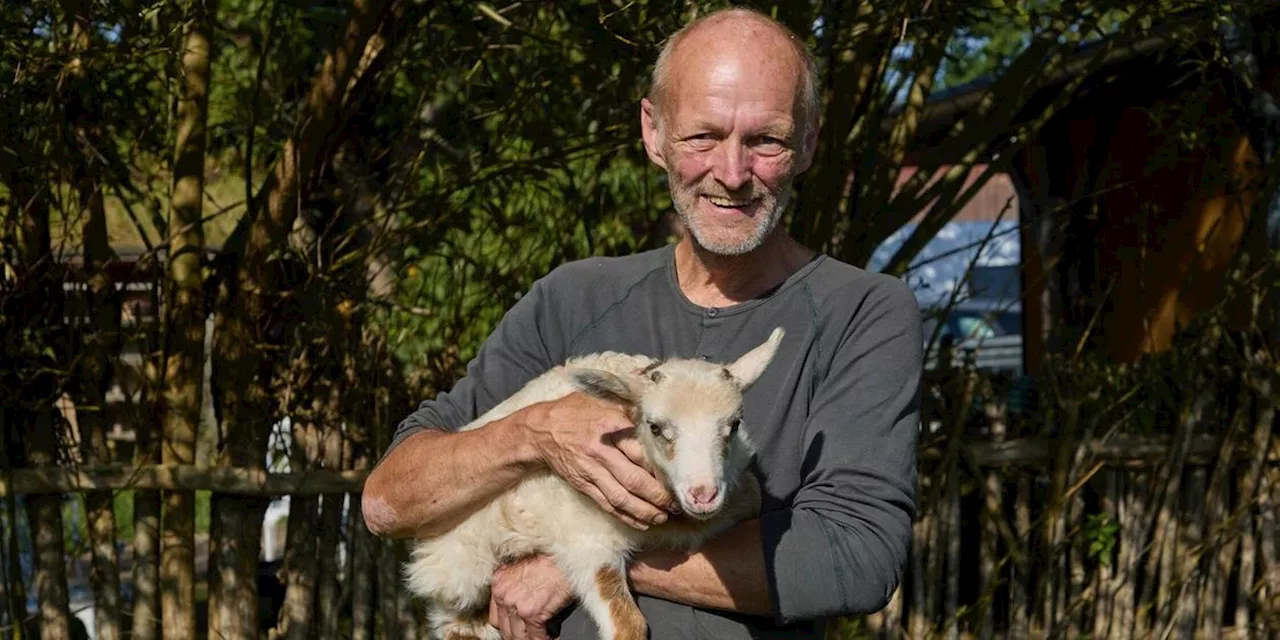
[362,7,922,639]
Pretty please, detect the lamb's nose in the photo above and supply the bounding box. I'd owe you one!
[687,484,719,506]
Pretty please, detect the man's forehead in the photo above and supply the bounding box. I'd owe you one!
[662,20,803,98]
[671,16,802,71]
[663,51,802,114]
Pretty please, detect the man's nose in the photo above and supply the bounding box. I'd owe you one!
[712,141,751,192]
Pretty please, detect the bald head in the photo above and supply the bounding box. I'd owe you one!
[648,8,820,150]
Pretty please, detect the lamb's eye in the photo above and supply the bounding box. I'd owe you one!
[649,422,663,437]
[727,418,741,435]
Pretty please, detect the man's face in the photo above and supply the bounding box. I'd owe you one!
[641,40,813,257]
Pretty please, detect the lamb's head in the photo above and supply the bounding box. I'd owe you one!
[570,328,785,520]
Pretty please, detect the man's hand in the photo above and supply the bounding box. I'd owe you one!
[489,554,574,640]
[525,392,676,529]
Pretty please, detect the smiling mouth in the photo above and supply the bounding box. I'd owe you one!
[705,195,757,209]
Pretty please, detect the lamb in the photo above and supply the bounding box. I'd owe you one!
[404,327,785,640]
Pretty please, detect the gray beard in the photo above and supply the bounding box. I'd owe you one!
[675,189,790,256]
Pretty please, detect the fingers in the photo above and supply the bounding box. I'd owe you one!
[534,394,673,527]
[489,597,509,638]
[568,474,652,530]
[597,447,676,516]
[563,448,670,529]
[597,469,670,528]
[490,558,561,640]
[611,431,648,466]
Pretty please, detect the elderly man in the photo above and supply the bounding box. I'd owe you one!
[362,7,922,639]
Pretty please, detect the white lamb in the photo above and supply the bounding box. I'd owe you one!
[404,328,785,640]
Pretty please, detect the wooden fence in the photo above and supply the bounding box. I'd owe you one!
[4,426,1278,639]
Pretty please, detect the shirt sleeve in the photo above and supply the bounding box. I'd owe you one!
[382,276,559,457]
[760,276,922,622]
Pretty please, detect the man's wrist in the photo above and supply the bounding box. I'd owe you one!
[626,549,679,598]
[498,402,549,472]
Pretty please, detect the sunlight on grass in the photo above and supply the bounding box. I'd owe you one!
[28,173,258,256]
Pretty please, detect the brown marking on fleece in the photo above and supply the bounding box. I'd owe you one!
[443,611,491,640]
[596,566,647,640]
[656,430,676,461]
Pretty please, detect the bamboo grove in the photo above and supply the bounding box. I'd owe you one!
[1,0,1278,638]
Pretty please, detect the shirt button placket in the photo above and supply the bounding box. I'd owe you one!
[698,308,720,360]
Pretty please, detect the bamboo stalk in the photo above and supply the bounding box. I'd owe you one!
[23,380,73,640]
[943,466,961,640]
[1259,468,1279,632]
[315,494,344,638]
[273,494,319,640]
[207,495,267,638]
[908,485,931,639]
[1168,468,1207,638]
[1252,381,1278,632]
[1223,370,1276,633]
[27,493,72,640]
[0,412,27,638]
[349,495,375,640]
[1199,388,1257,636]
[1066,480,1086,638]
[63,3,125,633]
[8,133,74,640]
[160,0,217,633]
[378,538,401,638]
[978,385,1008,640]
[1197,487,1230,636]
[348,399,375,640]
[1153,487,1181,634]
[1092,471,1116,639]
[130,465,161,640]
[1040,407,1072,632]
[1235,502,1257,633]
[978,468,1002,640]
[1111,473,1143,640]
[273,419,321,640]
[1138,393,1206,635]
[1011,477,1031,638]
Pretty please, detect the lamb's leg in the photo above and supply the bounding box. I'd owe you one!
[557,552,647,640]
[408,536,501,640]
[428,605,500,640]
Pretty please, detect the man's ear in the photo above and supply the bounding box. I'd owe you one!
[640,98,668,170]
[570,369,639,406]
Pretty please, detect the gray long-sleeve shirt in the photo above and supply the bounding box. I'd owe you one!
[388,244,922,638]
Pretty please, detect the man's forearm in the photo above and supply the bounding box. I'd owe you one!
[362,413,541,539]
[627,519,774,617]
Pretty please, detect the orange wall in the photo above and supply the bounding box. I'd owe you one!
[1019,79,1268,364]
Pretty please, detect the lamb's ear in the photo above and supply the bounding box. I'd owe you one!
[570,369,639,405]
[726,327,785,389]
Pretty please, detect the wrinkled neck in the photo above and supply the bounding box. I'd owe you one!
[675,231,815,308]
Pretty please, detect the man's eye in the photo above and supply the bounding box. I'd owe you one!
[684,134,715,148]
[754,137,788,154]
